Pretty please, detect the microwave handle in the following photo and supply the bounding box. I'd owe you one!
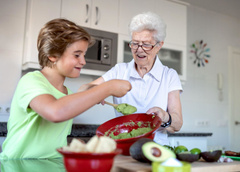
[85,4,89,23]
[95,6,99,25]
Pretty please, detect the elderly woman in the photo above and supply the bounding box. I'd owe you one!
[80,12,183,145]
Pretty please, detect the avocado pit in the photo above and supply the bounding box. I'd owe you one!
[151,147,161,157]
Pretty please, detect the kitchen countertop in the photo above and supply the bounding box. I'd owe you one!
[0,155,240,172]
[112,155,240,172]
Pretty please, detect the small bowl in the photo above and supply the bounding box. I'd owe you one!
[152,161,191,172]
[200,150,222,162]
[57,148,122,172]
[176,153,200,163]
[96,113,161,155]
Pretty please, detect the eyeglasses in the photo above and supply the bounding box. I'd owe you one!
[128,41,159,51]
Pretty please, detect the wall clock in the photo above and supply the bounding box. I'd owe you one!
[190,40,211,67]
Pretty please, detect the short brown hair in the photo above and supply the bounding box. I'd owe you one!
[37,18,94,69]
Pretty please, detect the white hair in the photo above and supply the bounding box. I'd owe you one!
[129,12,166,42]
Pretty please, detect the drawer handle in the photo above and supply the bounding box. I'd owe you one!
[85,4,89,23]
[95,6,99,25]
[235,121,240,125]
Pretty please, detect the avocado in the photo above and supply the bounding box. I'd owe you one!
[129,138,153,162]
[200,150,222,162]
[130,139,176,163]
[115,103,137,115]
[142,142,176,162]
[176,152,200,162]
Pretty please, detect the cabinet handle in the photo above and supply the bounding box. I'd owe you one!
[235,121,240,125]
[95,6,99,25]
[85,4,89,23]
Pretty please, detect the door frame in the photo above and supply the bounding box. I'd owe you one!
[228,46,240,150]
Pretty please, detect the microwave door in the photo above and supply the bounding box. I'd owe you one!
[85,39,101,64]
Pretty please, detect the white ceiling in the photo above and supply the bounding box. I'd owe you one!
[179,0,240,20]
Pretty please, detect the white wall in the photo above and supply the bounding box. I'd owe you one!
[1,1,240,150]
[64,76,117,124]
[181,6,240,150]
[0,0,26,121]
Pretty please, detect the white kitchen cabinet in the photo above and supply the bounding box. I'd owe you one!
[118,0,156,35]
[158,42,187,81]
[61,0,119,33]
[155,0,187,47]
[155,1,187,80]
[22,0,61,70]
[119,0,187,46]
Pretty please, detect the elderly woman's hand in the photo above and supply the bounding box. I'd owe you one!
[146,107,170,124]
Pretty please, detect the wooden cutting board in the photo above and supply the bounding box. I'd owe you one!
[111,155,151,172]
[111,155,240,172]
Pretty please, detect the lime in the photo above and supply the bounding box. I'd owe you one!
[174,145,188,154]
[190,148,201,155]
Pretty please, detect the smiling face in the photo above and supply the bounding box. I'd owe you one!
[55,40,89,78]
[131,30,163,75]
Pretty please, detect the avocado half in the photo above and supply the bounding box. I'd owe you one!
[130,139,176,163]
[176,152,200,163]
[142,142,176,162]
[200,150,222,162]
[130,138,153,162]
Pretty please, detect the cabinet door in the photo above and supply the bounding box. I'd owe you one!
[91,0,118,32]
[61,0,91,27]
[154,0,187,46]
[158,43,187,81]
[118,0,155,35]
[117,34,131,63]
[61,0,118,33]
[22,0,61,70]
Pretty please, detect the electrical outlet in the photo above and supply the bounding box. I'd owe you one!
[195,120,209,127]
[0,105,10,115]
[217,120,227,127]
[5,107,10,113]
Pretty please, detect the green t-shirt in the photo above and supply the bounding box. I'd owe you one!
[0,71,73,159]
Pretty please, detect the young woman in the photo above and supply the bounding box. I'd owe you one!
[0,18,131,159]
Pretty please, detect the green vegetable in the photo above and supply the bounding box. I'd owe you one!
[174,145,188,154]
[190,148,201,155]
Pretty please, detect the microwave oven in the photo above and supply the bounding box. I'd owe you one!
[82,27,118,71]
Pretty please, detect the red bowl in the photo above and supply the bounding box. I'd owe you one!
[96,113,161,155]
[57,148,122,172]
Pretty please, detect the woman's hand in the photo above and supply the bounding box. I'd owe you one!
[146,91,183,133]
[146,107,169,123]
